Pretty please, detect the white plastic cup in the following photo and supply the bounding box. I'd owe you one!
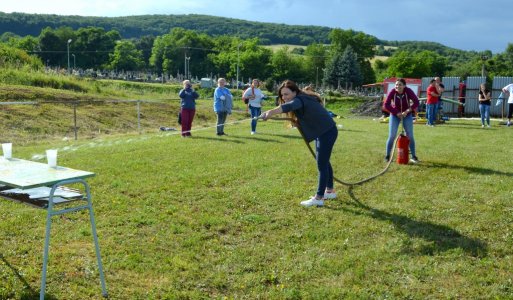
[46,149,58,167]
[2,143,12,159]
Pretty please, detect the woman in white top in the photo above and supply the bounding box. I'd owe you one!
[243,79,265,134]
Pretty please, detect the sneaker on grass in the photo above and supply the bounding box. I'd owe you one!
[300,197,324,207]
[323,192,337,200]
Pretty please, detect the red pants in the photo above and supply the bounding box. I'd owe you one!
[181,108,195,136]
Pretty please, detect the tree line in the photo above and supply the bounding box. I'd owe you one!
[1,12,513,88]
[1,25,381,88]
[0,12,332,46]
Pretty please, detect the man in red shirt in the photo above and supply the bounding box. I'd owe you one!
[426,79,440,126]
[458,80,466,117]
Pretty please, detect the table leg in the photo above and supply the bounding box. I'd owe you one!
[38,179,108,299]
[84,182,108,297]
[40,197,54,299]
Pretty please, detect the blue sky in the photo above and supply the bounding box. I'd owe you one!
[1,0,511,53]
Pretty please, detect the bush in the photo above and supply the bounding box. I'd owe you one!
[0,44,42,70]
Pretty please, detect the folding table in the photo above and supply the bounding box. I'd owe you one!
[0,157,108,299]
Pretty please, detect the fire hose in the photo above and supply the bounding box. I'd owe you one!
[262,117,401,186]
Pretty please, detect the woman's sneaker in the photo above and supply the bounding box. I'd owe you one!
[410,156,419,164]
[300,197,324,207]
[323,192,337,200]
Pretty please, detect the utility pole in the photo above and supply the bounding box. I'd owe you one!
[67,39,72,74]
[481,55,488,77]
[186,56,190,79]
[184,48,190,79]
[236,43,241,90]
[184,56,191,79]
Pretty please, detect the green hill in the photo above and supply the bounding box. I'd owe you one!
[0,11,479,56]
[0,12,333,45]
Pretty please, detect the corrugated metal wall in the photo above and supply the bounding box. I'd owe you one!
[418,76,513,117]
[464,77,486,115]
[492,77,512,118]
[440,77,460,114]
[420,78,432,98]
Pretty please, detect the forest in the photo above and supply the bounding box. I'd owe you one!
[0,12,333,46]
[1,11,513,87]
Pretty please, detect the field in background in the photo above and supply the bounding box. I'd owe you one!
[264,44,307,52]
[264,44,391,66]
[370,55,390,63]
[1,116,513,299]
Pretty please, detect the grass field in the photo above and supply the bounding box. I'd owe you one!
[263,44,307,53]
[1,114,513,299]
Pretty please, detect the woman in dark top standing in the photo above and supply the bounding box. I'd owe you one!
[178,80,199,137]
[260,80,338,207]
[478,83,491,128]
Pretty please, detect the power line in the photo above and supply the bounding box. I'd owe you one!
[27,45,221,54]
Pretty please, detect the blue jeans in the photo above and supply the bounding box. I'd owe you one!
[426,103,437,125]
[385,114,416,158]
[479,104,490,126]
[249,105,261,132]
[216,111,228,134]
[315,126,338,197]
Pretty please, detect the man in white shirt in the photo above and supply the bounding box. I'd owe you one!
[501,83,513,126]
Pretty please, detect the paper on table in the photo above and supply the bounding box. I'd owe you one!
[0,186,82,199]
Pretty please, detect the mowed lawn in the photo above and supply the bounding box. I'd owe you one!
[1,117,512,299]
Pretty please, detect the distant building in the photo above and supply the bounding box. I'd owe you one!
[200,78,215,88]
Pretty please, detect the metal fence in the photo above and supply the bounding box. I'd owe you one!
[0,99,181,142]
[420,76,512,117]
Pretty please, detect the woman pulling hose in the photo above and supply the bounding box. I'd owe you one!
[260,80,338,207]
